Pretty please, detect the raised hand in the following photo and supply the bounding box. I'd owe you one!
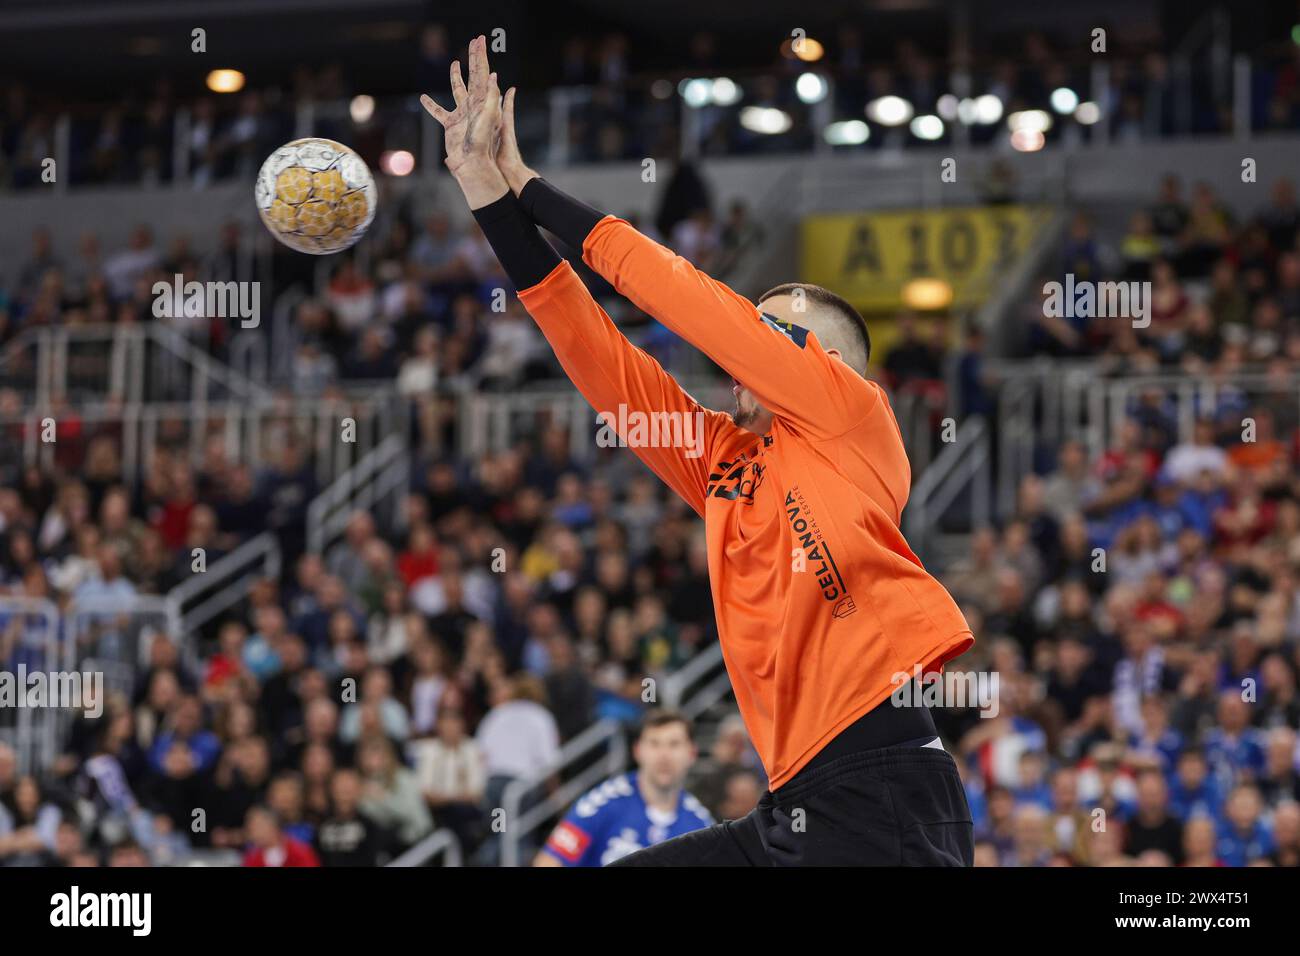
[420,34,508,208]
[496,86,538,196]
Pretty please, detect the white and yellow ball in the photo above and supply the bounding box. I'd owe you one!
[255,138,377,255]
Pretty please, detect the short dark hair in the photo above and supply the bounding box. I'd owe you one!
[637,708,694,742]
[758,282,871,373]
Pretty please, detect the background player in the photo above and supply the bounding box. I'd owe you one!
[535,710,712,867]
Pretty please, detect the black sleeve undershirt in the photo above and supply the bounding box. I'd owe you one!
[518,177,606,252]
[470,190,562,291]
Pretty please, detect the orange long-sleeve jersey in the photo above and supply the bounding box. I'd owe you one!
[518,216,973,788]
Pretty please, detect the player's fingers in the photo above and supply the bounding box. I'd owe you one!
[468,34,486,99]
[419,94,452,127]
[501,87,521,156]
[449,59,468,108]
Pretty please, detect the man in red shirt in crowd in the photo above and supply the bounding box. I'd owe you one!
[242,806,320,867]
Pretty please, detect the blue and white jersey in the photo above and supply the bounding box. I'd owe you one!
[542,771,713,866]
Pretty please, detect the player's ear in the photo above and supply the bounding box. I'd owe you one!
[823,346,845,364]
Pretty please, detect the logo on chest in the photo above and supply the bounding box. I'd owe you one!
[706,435,773,503]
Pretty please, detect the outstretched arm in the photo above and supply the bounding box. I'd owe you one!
[421,37,731,514]
[492,95,874,440]
[514,250,729,516]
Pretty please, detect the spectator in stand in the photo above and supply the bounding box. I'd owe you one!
[148,695,221,776]
[241,805,320,867]
[1119,211,1161,281]
[1215,784,1273,866]
[410,706,485,853]
[356,736,432,852]
[476,674,561,813]
[884,312,943,388]
[1123,769,1184,863]
[1149,173,1189,243]
[1269,802,1300,867]
[315,768,386,866]
[1203,692,1268,793]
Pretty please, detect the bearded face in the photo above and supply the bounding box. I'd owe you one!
[731,379,764,429]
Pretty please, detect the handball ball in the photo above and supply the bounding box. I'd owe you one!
[255,138,377,255]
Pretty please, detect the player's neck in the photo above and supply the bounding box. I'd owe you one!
[636,773,680,813]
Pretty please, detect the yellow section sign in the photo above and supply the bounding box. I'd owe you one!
[801,205,1049,312]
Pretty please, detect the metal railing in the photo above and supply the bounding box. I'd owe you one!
[456,378,734,464]
[660,641,728,718]
[0,323,271,408]
[0,597,61,776]
[904,415,992,566]
[938,359,1300,548]
[1,594,186,777]
[65,594,182,673]
[306,432,411,556]
[165,531,281,637]
[979,208,1068,346]
[1074,370,1300,457]
[388,828,464,868]
[0,393,405,492]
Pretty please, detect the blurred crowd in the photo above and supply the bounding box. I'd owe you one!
[0,397,727,866]
[1022,174,1300,372]
[4,21,1300,190]
[883,173,1300,457]
[923,174,1300,866]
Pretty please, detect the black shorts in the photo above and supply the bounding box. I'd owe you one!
[608,745,974,867]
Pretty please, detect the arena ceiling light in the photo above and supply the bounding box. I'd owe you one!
[1074,101,1102,125]
[710,78,742,106]
[902,278,953,310]
[739,106,792,134]
[350,95,375,124]
[956,94,1002,125]
[1010,128,1046,152]
[910,114,944,140]
[973,94,1003,124]
[1050,87,1079,114]
[679,77,713,107]
[936,94,959,121]
[824,119,869,145]
[206,69,245,93]
[866,95,913,126]
[1008,109,1052,133]
[795,72,828,104]
[781,37,825,62]
[380,150,415,175]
